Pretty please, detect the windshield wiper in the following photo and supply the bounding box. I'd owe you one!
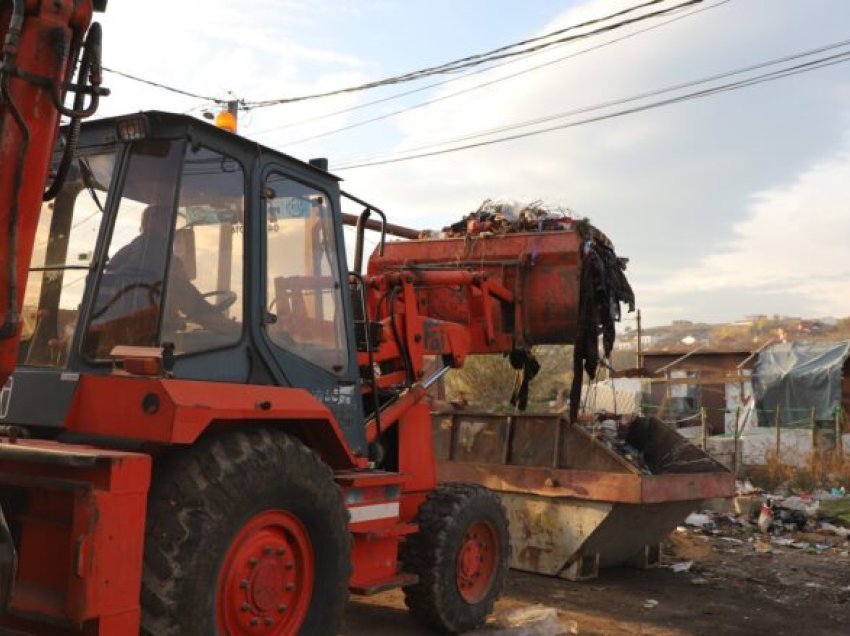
[78,157,105,213]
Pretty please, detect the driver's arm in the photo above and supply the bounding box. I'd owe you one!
[167,261,239,333]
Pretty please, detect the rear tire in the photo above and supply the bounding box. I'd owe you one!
[141,428,351,636]
[401,483,509,633]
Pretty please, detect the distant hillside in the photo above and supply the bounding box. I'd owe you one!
[615,315,850,358]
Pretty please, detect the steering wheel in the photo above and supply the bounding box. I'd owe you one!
[202,290,238,313]
[91,281,161,320]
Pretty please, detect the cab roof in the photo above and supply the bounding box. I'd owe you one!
[77,110,342,182]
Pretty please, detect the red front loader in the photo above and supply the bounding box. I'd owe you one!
[0,3,632,633]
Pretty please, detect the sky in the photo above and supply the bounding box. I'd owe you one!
[95,0,850,327]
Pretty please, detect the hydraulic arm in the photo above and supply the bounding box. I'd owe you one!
[0,0,105,386]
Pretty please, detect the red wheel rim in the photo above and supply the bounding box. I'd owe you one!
[455,521,499,604]
[216,510,314,635]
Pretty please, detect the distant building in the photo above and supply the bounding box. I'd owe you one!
[639,348,754,435]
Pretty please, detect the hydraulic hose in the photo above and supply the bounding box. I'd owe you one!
[44,22,103,200]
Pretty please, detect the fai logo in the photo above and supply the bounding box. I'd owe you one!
[0,377,12,420]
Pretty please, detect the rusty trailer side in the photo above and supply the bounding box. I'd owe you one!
[433,413,733,580]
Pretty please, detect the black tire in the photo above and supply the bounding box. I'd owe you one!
[401,483,509,633]
[141,428,351,636]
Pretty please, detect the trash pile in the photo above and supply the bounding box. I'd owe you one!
[585,415,653,475]
[678,482,850,555]
[420,199,579,239]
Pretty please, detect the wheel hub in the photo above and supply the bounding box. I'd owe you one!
[456,521,498,604]
[217,510,314,634]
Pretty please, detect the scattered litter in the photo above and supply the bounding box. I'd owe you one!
[685,513,715,530]
[483,605,565,634]
[753,538,773,554]
[757,502,774,534]
[778,496,819,517]
[736,479,761,495]
[670,560,693,573]
[643,599,659,609]
[477,605,570,636]
[820,522,850,539]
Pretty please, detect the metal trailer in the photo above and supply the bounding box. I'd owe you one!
[433,412,734,580]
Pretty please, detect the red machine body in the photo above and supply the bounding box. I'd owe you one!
[0,4,629,634]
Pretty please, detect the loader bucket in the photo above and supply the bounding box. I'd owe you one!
[369,231,583,353]
[432,413,733,580]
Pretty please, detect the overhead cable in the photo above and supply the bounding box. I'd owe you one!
[102,66,224,102]
[244,0,705,108]
[337,37,850,164]
[333,47,850,171]
[268,0,729,145]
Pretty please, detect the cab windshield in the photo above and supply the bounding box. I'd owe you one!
[19,149,115,367]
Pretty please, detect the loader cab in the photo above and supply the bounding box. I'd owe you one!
[7,111,366,453]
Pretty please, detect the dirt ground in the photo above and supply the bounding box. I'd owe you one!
[345,522,849,635]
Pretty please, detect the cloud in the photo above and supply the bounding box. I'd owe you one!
[644,138,850,320]
[323,0,850,323]
[97,0,368,121]
[89,0,850,326]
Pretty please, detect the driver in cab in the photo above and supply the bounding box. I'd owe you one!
[88,204,237,355]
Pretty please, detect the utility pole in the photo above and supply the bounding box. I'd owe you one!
[227,99,239,123]
[636,308,643,369]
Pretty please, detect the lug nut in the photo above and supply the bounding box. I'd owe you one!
[278,603,287,613]
[285,583,294,591]
[250,617,259,627]
[248,557,259,567]
[241,603,250,612]
[276,547,286,556]
[263,545,272,555]
[285,562,294,570]
[240,579,250,589]
[264,617,274,626]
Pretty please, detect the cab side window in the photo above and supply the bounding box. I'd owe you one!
[264,173,347,373]
[83,140,182,359]
[161,146,245,354]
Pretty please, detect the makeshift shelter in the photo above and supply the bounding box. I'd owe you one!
[753,341,850,425]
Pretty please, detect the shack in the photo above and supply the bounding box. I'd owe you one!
[638,348,755,434]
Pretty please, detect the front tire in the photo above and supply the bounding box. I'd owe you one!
[401,483,509,633]
[141,428,351,636]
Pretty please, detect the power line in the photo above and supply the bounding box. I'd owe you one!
[102,66,225,103]
[333,47,850,171]
[251,1,701,134]
[244,0,705,108]
[270,0,729,146]
[99,2,704,116]
[338,37,850,165]
[250,30,574,136]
